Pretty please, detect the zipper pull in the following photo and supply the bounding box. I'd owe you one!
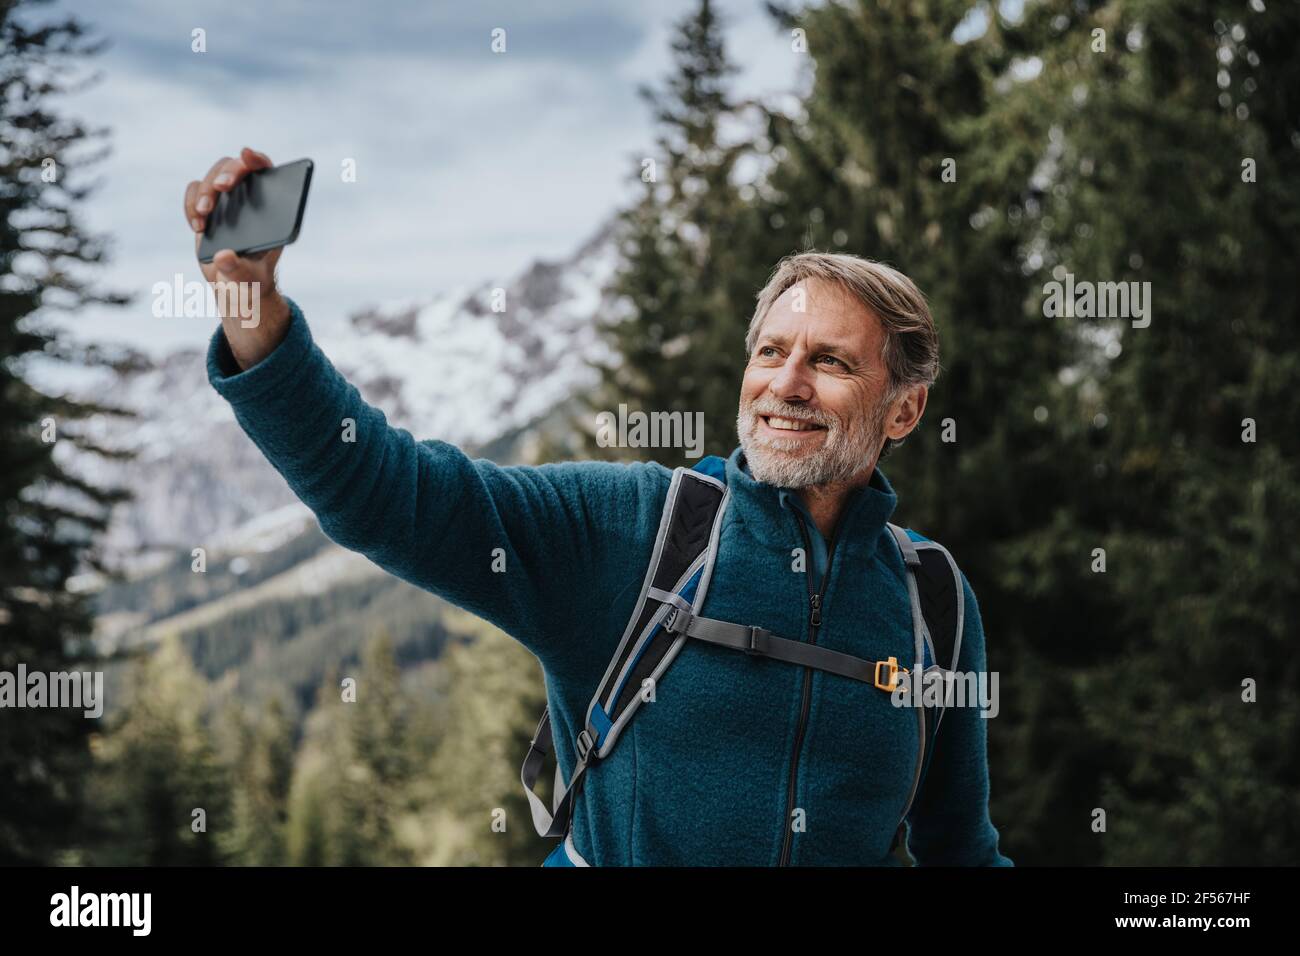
[810,593,822,627]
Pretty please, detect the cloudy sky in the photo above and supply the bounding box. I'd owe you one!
[38,0,806,356]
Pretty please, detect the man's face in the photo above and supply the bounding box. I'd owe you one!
[736,278,900,489]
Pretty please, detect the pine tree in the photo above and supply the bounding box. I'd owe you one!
[417,611,549,865]
[82,636,230,865]
[285,634,421,865]
[574,0,765,463]
[992,0,1300,864]
[217,695,294,865]
[285,666,350,866]
[0,0,132,864]
[346,630,416,864]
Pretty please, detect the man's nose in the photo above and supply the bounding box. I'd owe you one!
[768,354,814,403]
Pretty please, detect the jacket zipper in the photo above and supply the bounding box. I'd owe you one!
[778,513,839,866]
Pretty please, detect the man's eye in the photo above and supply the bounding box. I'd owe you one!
[818,355,845,368]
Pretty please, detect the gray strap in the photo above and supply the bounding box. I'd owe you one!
[520,709,590,838]
[646,586,692,613]
[545,763,587,838]
[887,522,921,567]
[520,710,558,836]
[887,522,929,844]
[663,609,905,689]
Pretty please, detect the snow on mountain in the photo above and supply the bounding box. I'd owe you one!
[91,220,622,562]
[317,222,621,447]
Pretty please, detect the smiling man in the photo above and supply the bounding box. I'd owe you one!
[737,261,930,540]
[189,148,1012,867]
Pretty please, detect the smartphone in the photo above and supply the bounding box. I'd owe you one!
[197,157,313,264]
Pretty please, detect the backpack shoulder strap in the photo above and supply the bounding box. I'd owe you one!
[521,456,729,839]
[885,522,966,856]
[898,527,965,677]
[585,458,729,755]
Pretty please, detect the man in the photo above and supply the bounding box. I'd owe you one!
[185,147,1013,866]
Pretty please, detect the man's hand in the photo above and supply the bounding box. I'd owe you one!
[184,146,291,370]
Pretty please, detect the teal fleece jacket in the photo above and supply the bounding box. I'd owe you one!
[207,296,1013,867]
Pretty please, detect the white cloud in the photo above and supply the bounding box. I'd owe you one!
[45,0,799,357]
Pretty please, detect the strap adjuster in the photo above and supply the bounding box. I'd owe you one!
[575,729,595,762]
[745,626,763,655]
[873,656,908,692]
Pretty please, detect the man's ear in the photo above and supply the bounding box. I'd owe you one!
[885,384,927,441]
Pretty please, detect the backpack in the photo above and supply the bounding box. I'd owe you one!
[520,455,966,865]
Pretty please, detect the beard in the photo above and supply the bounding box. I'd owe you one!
[736,391,891,489]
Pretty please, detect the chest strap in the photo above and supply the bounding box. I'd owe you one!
[653,589,909,693]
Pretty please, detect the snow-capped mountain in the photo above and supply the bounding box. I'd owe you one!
[92,220,622,563]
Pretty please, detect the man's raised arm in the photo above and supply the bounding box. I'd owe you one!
[186,148,669,663]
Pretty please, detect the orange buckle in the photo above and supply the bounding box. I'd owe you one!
[873,656,908,692]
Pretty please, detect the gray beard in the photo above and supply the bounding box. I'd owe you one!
[736,394,889,489]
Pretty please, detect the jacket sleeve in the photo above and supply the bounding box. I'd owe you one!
[205,295,669,667]
[904,570,1014,866]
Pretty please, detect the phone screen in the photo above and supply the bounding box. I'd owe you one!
[197,158,313,264]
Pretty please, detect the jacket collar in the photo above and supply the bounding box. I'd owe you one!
[723,445,899,555]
